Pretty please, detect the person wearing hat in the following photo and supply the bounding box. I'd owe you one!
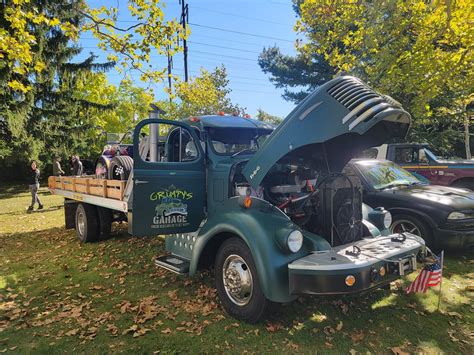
[28,161,44,211]
[52,156,65,176]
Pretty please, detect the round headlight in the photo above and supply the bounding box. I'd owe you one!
[287,230,303,253]
[383,211,393,229]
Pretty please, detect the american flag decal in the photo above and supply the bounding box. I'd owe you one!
[406,257,443,294]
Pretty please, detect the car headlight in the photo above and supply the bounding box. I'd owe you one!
[447,211,467,220]
[368,207,392,231]
[287,230,303,253]
[384,211,393,229]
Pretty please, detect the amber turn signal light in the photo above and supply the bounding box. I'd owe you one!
[244,196,252,208]
[345,275,356,287]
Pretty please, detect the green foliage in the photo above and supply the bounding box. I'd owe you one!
[159,66,246,120]
[74,73,154,154]
[255,109,283,125]
[0,0,115,172]
[83,0,186,84]
[296,0,473,157]
[258,46,335,103]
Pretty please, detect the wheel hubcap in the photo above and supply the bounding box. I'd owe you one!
[77,209,85,236]
[391,220,421,236]
[222,254,253,306]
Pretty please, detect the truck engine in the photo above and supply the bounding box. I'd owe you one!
[231,151,364,246]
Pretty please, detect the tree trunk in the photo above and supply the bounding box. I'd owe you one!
[465,115,472,160]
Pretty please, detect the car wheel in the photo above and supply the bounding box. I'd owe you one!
[95,156,110,179]
[390,214,434,248]
[215,238,271,323]
[75,203,100,243]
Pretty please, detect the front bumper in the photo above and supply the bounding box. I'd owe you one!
[433,228,474,251]
[289,234,425,295]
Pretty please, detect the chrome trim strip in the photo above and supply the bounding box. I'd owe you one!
[348,103,390,130]
[341,97,384,124]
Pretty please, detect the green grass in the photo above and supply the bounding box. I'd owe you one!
[1,184,473,353]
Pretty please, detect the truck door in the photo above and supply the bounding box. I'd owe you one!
[392,145,429,182]
[132,119,206,236]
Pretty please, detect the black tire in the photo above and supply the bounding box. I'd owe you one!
[75,203,100,243]
[390,214,434,248]
[95,155,110,179]
[215,238,271,323]
[97,206,113,240]
[108,156,133,181]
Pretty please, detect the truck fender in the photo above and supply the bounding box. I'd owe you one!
[189,201,311,303]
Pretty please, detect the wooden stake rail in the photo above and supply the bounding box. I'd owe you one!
[48,176,126,201]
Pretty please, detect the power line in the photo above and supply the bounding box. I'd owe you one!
[190,5,293,26]
[189,41,261,54]
[188,23,294,43]
[190,49,257,62]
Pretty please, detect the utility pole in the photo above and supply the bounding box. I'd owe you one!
[166,44,173,102]
[179,0,189,82]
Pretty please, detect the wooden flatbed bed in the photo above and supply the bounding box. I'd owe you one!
[48,176,129,212]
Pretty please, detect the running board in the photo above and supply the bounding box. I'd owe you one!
[155,255,190,274]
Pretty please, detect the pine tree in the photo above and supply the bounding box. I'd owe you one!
[0,0,114,174]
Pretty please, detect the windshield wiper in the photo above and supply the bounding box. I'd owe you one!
[379,183,411,190]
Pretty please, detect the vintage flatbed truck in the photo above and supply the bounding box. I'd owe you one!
[49,76,426,322]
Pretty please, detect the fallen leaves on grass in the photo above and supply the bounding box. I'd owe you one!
[390,346,409,355]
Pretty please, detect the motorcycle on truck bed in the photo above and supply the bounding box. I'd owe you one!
[49,76,426,323]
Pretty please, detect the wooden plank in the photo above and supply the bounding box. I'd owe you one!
[86,178,90,194]
[107,188,122,200]
[102,180,107,198]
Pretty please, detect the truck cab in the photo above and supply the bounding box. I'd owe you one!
[129,76,425,322]
[367,143,474,189]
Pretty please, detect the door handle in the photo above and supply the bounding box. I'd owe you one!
[135,179,149,185]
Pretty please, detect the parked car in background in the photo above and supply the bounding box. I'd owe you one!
[348,159,474,251]
[360,143,474,190]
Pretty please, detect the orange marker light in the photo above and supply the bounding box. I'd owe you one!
[217,111,225,116]
[345,275,356,287]
[244,196,252,209]
[190,116,200,122]
[243,114,251,119]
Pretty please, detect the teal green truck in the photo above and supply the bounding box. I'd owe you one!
[49,76,426,323]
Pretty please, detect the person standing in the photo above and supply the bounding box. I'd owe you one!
[72,155,83,176]
[52,156,65,176]
[28,161,43,211]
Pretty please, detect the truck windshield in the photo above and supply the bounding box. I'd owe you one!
[355,160,422,190]
[206,127,273,155]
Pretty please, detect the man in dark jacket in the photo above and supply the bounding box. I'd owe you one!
[72,155,83,176]
[28,161,43,211]
[52,156,65,176]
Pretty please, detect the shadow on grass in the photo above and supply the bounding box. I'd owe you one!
[0,205,62,216]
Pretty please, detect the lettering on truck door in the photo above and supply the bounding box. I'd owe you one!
[132,119,206,236]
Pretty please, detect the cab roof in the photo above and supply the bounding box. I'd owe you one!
[179,115,275,130]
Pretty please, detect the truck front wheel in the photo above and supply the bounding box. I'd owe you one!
[215,238,271,323]
[75,203,100,243]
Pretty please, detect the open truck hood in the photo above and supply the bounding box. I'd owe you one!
[243,76,411,188]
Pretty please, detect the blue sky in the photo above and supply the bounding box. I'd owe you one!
[80,0,299,117]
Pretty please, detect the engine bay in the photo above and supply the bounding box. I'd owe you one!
[230,149,365,246]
